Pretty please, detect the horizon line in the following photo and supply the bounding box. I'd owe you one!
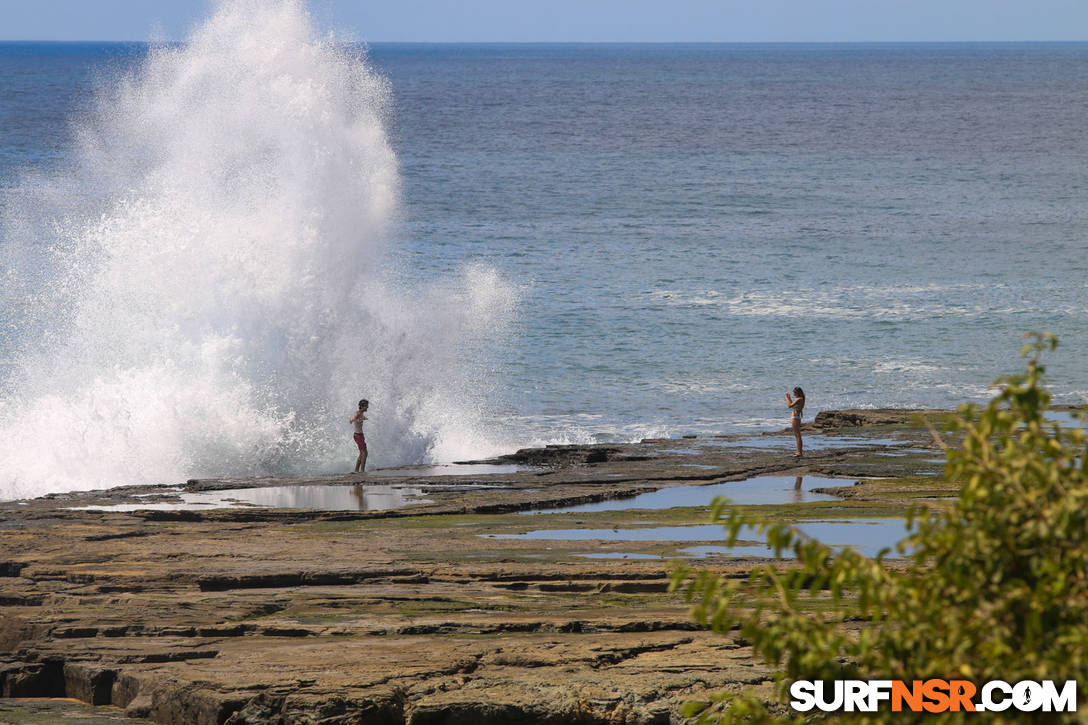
[3,39,1088,45]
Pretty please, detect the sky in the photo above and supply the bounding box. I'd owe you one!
[1,0,1087,43]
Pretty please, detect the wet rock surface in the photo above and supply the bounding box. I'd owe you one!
[810,408,945,429]
[0,410,953,724]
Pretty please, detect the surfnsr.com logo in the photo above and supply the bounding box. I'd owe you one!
[789,680,1077,713]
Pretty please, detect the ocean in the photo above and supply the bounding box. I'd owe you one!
[1,3,1086,498]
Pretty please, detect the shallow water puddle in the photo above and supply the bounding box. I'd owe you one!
[524,475,846,514]
[71,484,432,512]
[695,435,915,451]
[369,463,530,477]
[1043,410,1086,429]
[196,485,433,510]
[694,437,784,449]
[492,518,910,559]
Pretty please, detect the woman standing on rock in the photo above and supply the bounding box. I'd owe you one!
[350,399,369,473]
[786,387,805,457]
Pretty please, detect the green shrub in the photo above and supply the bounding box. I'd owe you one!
[672,334,1088,723]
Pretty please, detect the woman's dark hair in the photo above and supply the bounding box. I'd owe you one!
[793,387,805,399]
[359,399,369,408]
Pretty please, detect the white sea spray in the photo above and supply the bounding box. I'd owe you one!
[0,0,516,499]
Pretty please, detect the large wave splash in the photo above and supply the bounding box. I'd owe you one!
[0,0,515,499]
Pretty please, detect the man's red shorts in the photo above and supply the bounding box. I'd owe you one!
[354,433,367,453]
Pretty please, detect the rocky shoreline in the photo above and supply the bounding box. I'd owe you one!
[0,409,969,724]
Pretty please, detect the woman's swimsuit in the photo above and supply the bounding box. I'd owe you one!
[791,401,804,420]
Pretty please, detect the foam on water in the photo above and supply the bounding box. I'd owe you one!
[0,0,515,499]
[647,283,1084,321]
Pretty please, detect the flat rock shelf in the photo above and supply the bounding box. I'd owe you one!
[0,408,1006,724]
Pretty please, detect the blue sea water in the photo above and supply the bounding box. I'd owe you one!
[382,42,1088,437]
[1,35,1086,493]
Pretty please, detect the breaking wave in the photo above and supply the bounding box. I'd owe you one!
[0,0,515,499]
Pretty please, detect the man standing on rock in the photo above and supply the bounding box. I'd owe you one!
[350,399,369,473]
